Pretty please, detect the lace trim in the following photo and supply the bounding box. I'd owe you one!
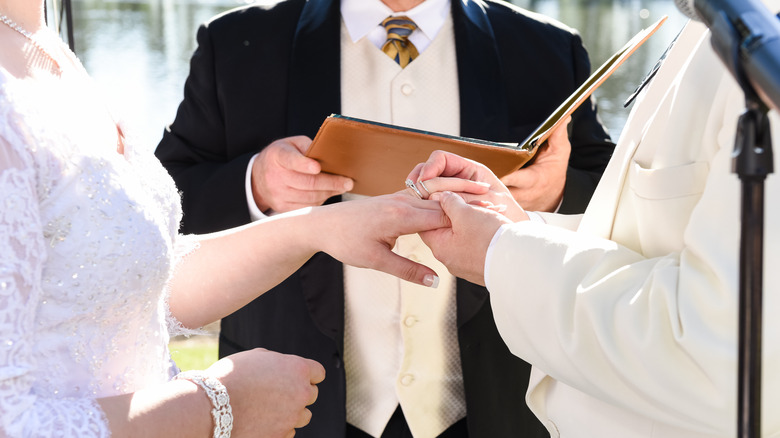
[165,234,205,337]
[1,396,110,437]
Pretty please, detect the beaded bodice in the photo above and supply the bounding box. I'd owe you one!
[0,61,183,436]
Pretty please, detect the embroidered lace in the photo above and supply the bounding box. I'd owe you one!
[0,55,195,436]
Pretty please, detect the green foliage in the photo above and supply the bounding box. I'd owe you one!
[169,336,218,372]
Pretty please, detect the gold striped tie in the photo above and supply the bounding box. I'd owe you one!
[381,16,419,68]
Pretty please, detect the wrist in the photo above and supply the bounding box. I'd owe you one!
[174,371,233,438]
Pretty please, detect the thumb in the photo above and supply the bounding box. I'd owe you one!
[438,191,469,219]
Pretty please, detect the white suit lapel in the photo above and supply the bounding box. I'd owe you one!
[577,21,709,239]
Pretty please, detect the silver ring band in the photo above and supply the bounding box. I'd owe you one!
[417,180,430,198]
[405,179,423,199]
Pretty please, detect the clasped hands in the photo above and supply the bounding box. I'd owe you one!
[250,120,570,288]
[396,118,571,285]
[401,150,531,286]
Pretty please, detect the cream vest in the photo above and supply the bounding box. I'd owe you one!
[340,14,466,438]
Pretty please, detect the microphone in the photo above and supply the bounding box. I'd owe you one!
[674,0,780,111]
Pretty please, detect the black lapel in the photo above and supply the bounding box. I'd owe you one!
[452,0,508,140]
[287,0,342,138]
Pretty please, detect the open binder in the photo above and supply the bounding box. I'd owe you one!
[305,16,668,196]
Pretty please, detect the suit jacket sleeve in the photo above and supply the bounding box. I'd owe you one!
[154,3,304,234]
[483,39,780,435]
[154,22,255,234]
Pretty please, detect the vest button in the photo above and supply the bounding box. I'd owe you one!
[400,374,415,386]
[401,84,414,95]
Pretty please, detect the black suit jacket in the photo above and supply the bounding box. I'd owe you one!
[155,1,614,436]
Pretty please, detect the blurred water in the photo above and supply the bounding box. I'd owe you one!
[59,0,690,151]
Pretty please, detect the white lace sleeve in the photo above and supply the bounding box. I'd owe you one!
[0,89,110,437]
[164,234,206,337]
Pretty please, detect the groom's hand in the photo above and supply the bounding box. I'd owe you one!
[421,191,512,286]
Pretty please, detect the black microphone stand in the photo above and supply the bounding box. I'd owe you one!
[708,8,777,436]
[725,41,775,438]
[733,90,772,438]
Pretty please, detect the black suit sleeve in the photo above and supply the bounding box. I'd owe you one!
[155,22,254,234]
[154,3,304,234]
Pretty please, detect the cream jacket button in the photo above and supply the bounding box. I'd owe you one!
[400,374,415,386]
[401,84,414,95]
[404,316,417,327]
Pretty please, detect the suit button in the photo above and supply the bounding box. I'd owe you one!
[334,356,342,369]
[400,374,415,386]
[401,84,414,95]
[404,316,417,327]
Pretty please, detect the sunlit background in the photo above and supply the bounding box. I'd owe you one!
[54,0,690,152]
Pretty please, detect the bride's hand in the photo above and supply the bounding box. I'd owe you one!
[308,193,450,287]
[208,348,326,437]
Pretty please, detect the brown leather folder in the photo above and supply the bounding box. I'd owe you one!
[306,115,535,196]
[305,16,667,197]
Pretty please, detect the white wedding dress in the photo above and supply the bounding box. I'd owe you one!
[0,58,193,436]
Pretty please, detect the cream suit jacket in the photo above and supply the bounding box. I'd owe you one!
[485,17,780,438]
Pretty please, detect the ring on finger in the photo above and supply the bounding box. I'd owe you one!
[405,179,423,199]
[417,180,431,198]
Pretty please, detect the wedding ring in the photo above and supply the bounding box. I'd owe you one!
[417,180,431,198]
[405,179,423,199]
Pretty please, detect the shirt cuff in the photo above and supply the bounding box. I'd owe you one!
[484,223,512,292]
[246,153,274,221]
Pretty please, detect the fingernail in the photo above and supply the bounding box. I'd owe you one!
[344,179,354,191]
[423,274,440,288]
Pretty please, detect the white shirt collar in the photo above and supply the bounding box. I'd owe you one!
[341,0,450,48]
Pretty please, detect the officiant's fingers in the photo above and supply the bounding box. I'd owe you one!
[306,359,326,385]
[272,136,323,174]
[295,408,314,429]
[287,135,315,155]
[286,171,354,195]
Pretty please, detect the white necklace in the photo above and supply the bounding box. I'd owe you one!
[0,14,62,74]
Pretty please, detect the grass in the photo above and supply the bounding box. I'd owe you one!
[169,335,219,371]
[169,321,220,371]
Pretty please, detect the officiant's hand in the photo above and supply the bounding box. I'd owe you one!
[499,117,571,212]
[251,136,354,213]
[208,348,326,437]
